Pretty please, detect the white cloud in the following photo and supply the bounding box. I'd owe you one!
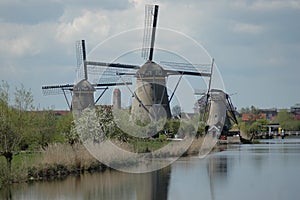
[2,37,31,56]
[0,22,60,59]
[56,10,110,44]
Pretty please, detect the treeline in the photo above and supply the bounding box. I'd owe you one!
[0,81,73,171]
[0,81,103,188]
[238,106,300,134]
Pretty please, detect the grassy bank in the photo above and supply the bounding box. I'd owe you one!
[0,143,107,190]
[0,139,175,189]
[0,136,209,189]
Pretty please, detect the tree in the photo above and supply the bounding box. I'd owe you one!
[0,81,34,171]
[274,110,300,131]
[240,107,250,114]
[248,119,268,133]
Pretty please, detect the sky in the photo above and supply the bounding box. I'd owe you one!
[0,0,300,111]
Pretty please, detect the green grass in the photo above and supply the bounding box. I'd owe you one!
[11,152,42,168]
[0,152,43,187]
[132,140,170,153]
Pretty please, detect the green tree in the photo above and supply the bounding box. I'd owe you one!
[56,112,74,144]
[168,119,180,136]
[248,119,268,133]
[0,81,34,171]
[274,110,300,131]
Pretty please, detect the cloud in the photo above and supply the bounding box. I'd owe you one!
[57,0,131,10]
[0,37,32,56]
[56,10,110,44]
[0,22,60,60]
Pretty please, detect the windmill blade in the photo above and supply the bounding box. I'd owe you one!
[76,41,84,80]
[141,4,159,61]
[204,59,215,120]
[42,81,133,96]
[141,4,154,60]
[85,61,139,69]
[42,84,74,95]
[76,40,88,80]
[166,70,211,77]
[160,61,212,77]
[93,82,133,88]
[85,64,135,86]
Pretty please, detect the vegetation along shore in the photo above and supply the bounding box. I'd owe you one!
[1,81,300,189]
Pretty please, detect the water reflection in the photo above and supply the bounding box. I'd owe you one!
[167,138,300,200]
[2,138,300,200]
[207,155,232,200]
[1,167,171,200]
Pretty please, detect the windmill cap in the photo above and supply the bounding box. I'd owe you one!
[136,60,166,77]
[73,79,95,92]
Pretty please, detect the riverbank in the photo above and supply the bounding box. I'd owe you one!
[0,136,219,189]
[3,138,300,199]
[0,143,107,189]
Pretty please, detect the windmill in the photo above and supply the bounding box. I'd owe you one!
[42,40,133,116]
[43,5,211,123]
[199,87,240,158]
[68,4,213,124]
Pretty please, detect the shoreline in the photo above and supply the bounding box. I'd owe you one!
[0,136,245,188]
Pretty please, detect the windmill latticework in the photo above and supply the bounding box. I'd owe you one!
[141,4,155,60]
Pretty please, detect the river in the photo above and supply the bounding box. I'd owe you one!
[1,138,300,200]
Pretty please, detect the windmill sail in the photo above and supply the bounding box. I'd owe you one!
[75,40,88,81]
[160,61,212,77]
[141,4,159,61]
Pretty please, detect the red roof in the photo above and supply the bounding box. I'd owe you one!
[242,113,266,121]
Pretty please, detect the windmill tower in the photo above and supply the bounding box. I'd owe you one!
[132,61,171,123]
[131,5,171,123]
[71,40,95,116]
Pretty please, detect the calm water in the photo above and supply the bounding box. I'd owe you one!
[2,138,300,200]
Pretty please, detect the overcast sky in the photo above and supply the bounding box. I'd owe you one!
[0,0,299,111]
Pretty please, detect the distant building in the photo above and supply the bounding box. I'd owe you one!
[241,113,267,122]
[291,104,300,120]
[241,108,277,122]
[258,108,277,121]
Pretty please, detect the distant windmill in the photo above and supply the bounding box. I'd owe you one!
[42,40,133,116]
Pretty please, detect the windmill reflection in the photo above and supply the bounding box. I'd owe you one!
[207,155,232,200]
